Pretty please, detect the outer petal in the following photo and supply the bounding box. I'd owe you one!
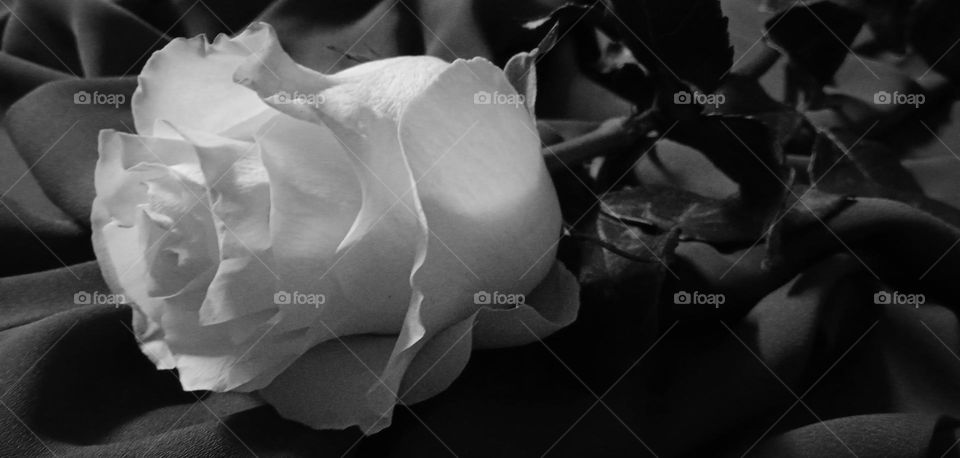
[260,316,476,432]
[398,316,475,405]
[398,56,562,315]
[254,116,402,338]
[161,308,302,392]
[260,335,396,431]
[132,23,274,138]
[233,24,438,338]
[364,57,564,431]
[473,261,580,349]
[234,28,444,431]
[256,116,360,281]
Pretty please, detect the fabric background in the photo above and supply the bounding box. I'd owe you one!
[2,0,960,456]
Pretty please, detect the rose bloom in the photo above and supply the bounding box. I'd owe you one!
[91,22,579,432]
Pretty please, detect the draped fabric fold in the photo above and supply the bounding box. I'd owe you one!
[3,0,960,456]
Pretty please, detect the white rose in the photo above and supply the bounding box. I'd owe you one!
[91,22,579,433]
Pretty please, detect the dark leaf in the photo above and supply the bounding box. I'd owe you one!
[576,204,680,339]
[600,185,849,246]
[765,2,865,86]
[606,0,733,91]
[572,181,849,327]
[585,29,656,107]
[712,74,786,115]
[602,186,768,244]
[523,2,602,40]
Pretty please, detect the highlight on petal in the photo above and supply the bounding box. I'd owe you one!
[356,57,566,433]
[397,55,562,324]
[132,23,275,138]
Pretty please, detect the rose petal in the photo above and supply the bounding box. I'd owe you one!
[94,131,150,228]
[233,23,435,336]
[170,126,276,327]
[95,108,323,394]
[133,169,216,297]
[398,315,475,405]
[254,115,360,284]
[93,130,217,304]
[162,309,307,392]
[364,58,565,420]
[95,129,202,226]
[232,26,574,433]
[397,56,562,324]
[473,261,580,349]
[235,34,444,432]
[261,315,476,432]
[121,208,308,393]
[260,334,396,431]
[132,23,274,138]
[94,130,300,392]
[254,115,391,338]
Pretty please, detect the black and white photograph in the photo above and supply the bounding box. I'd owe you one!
[2,0,960,456]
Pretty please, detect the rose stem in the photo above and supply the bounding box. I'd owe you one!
[540,116,649,173]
